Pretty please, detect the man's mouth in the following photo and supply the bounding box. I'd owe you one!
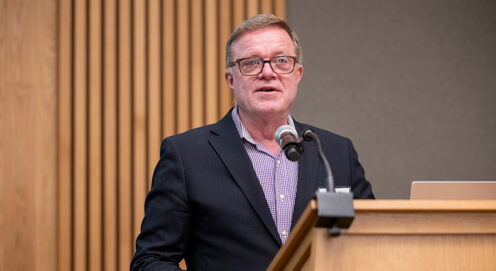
[257,87,276,92]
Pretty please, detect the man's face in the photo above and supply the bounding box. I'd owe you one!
[225,26,303,119]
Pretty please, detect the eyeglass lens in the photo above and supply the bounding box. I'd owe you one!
[238,56,295,75]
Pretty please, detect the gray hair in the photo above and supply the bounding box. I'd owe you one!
[225,14,303,67]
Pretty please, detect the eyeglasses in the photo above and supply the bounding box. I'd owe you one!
[234,56,298,76]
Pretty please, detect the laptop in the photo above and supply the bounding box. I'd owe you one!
[410,181,496,200]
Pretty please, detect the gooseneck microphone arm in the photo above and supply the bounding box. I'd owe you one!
[302,129,334,192]
[302,128,355,236]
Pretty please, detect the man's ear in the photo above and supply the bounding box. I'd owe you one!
[225,71,234,91]
[295,64,304,84]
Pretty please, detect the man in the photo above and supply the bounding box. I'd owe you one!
[131,14,374,271]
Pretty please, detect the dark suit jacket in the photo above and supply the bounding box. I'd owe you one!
[131,110,374,271]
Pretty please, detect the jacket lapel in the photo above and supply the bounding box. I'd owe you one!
[208,112,282,245]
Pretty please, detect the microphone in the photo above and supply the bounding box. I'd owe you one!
[275,125,304,161]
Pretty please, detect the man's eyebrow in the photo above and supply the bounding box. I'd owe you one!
[243,54,260,58]
[240,52,291,59]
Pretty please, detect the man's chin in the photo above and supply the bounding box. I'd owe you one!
[255,106,289,118]
[238,103,290,118]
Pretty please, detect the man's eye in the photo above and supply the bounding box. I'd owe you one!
[245,59,259,66]
[275,57,289,63]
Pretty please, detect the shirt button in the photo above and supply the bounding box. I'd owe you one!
[279,194,285,200]
[282,230,288,236]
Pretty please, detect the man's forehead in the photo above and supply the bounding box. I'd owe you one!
[231,26,294,56]
[234,26,291,44]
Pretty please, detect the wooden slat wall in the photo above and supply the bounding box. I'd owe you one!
[58,0,286,270]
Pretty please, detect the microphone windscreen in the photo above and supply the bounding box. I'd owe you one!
[275,125,298,146]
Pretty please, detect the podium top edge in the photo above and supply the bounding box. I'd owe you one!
[353,199,496,212]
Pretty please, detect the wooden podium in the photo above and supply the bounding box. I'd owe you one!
[268,200,496,271]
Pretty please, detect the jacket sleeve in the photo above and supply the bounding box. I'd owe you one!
[347,138,375,199]
[131,138,191,270]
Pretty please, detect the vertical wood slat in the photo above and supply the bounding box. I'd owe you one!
[163,0,176,138]
[133,0,148,241]
[261,0,273,14]
[118,0,133,269]
[232,0,246,32]
[274,0,286,19]
[176,0,191,133]
[219,0,232,118]
[246,0,259,17]
[58,1,286,270]
[205,0,218,124]
[148,0,162,186]
[89,0,103,270]
[73,0,88,270]
[191,0,204,128]
[104,0,118,270]
[58,0,73,270]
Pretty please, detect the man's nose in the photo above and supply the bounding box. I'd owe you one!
[258,62,275,79]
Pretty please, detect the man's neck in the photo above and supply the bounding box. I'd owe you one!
[238,109,289,155]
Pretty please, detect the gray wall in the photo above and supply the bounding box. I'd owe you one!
[287,0,496,198]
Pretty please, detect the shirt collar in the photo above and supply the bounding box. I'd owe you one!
[231,106,296,145]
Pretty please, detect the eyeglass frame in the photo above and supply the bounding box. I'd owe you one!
[233,56,299,76]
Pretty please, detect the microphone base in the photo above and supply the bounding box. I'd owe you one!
[315,191,355,230]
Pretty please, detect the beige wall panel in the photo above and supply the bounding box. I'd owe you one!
[104,0,118,270]
[287,0,495,198]
[73,0,89,270]
[58,0,73,270]
[89,0,103,270]
[32,0,59,259]
[118,0,134,268]
[133,0,148,241]
[1,0,58,270]
[191,0,205,128]
[219,0,233,116]
[0,88,36,270]
[205,0,219,123]
[163,0,177,138]
[177,0,191,132]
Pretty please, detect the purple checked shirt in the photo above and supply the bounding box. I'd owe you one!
[232,107,299,244]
